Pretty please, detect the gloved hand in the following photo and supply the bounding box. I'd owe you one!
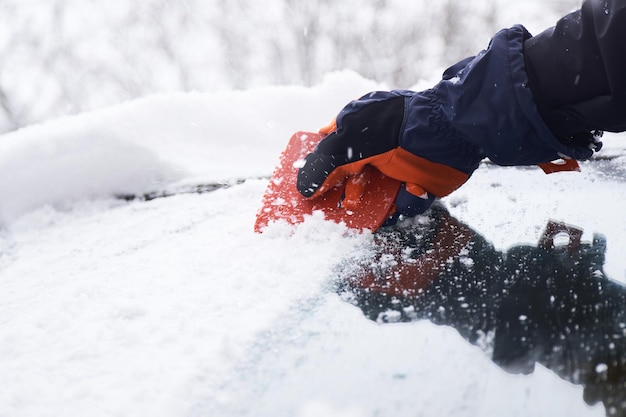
[296,92,468,222]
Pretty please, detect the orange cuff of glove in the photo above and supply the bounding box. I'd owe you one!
[310,147,469,200]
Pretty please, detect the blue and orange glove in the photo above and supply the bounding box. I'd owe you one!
[296,92,470,223]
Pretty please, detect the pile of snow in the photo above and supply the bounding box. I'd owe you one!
[0,71,381,224]
[1,71,624,417]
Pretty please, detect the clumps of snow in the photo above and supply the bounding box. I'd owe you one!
[0,127,182,223]
[0,70,381,226]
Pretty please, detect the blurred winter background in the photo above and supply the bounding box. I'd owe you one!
[0,0,578,134]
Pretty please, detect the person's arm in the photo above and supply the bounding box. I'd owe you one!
[524,0,626,138]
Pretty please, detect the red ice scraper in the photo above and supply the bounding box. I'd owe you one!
[254,131,401,233]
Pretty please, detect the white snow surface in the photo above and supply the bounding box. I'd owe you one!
[1,71,624,417]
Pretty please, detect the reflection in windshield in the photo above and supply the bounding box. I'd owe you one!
[338,206,626,417]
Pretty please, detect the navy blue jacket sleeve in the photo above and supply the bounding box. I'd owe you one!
[524,0,626,137]
[399,25,595,173]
